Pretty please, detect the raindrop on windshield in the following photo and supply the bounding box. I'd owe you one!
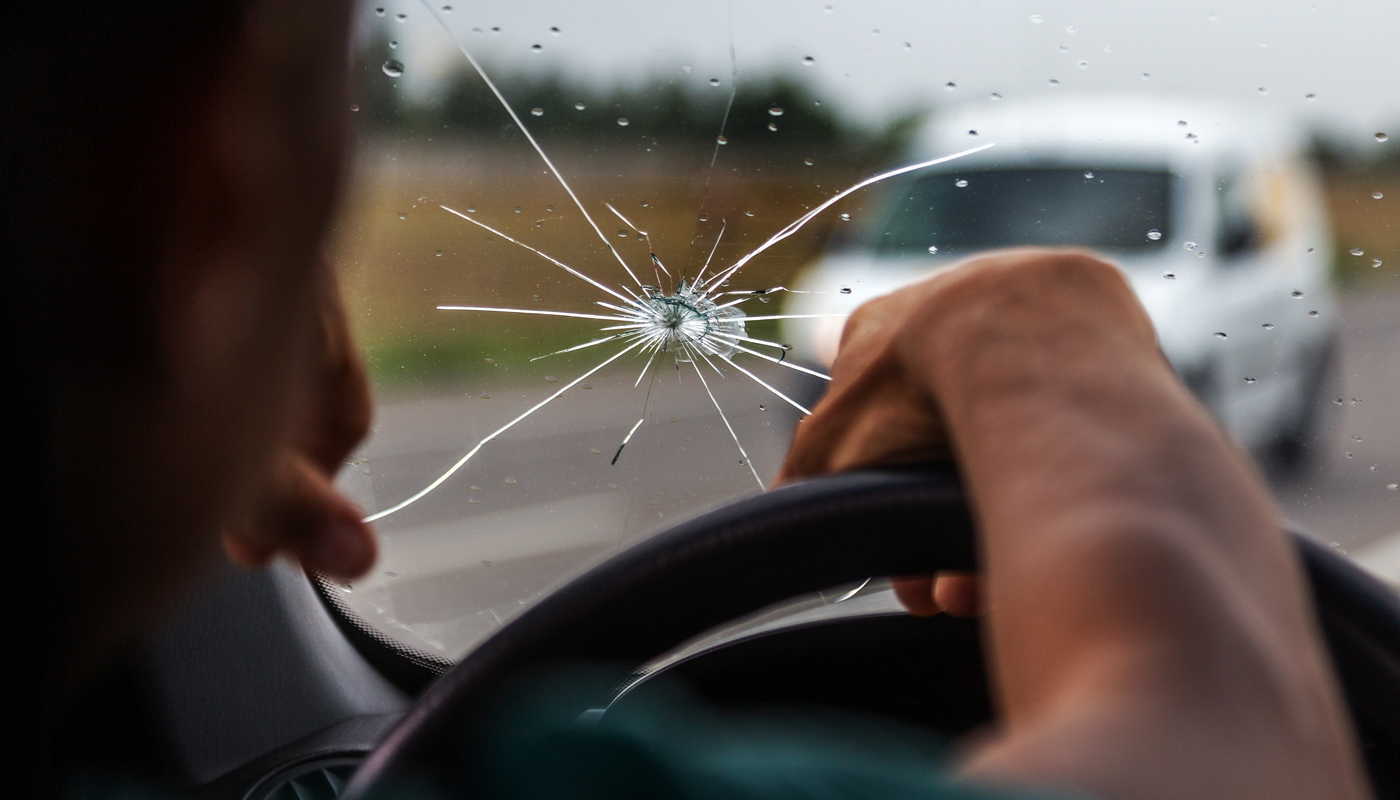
[574,101,586,110]
[513,206,522,213]
[1306,93,1317,100]
[1374,258,1384,268]
[840,286,853,294]
[990,92,1003,100]
[1030,14,1043,23]
[395,13,407,22]
[769,106,785,116]
[374,7,385,16]
[1258,86,1269,95]
[1077,61,1089,69]
[1141,72,1151,80]
[1184,241,1198,250]
[1163,272,1176,280]
[804,158,815,166]
[1375,192,1385,200]
[397,211,407,220]
[698,212,709,221]
[955,179,969,187]
[504,478,517,485]
[1214,332,1228,339]
[1351,248,1364,256]
[716,135,728,145]
[1244,377,1257,385]
[382,60,404,78]
[1084,171,1094,179]
[759,404,769,411]
[1146,229,1162,241]
[945,82,957,91]
[617,117,630,126]
[465,204,476,213]
[768,123,778,131]
[1308,311,1320,318]
[1379,133,1390,142]
[1048,79,1060,86]
[709,78,721,86]
[928,245,939,254]
[1292,290,1305,298]
[531,44,542,52]
[349,104,359,112]
[840,213,851,221]
[616,229,628,237]
[1263,323,1275,330]
[435,250,443,257]
[802,56,816,66]
[530,107,544,117]
[544,375,558,383]
[388,41,398,49]
[1390,484,1399,491]
[550,26,561,34]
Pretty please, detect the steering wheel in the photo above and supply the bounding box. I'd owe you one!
[343,468,1400,799]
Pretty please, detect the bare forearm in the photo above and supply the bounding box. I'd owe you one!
[912,254,1366,799]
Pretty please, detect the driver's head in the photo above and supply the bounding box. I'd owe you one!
[13,0,361,693]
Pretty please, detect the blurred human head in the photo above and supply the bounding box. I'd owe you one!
[10,0,363,693]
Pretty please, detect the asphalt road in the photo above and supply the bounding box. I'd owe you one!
[333,287,1400,659]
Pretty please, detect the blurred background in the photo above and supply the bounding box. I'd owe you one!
[330,0,1400,660]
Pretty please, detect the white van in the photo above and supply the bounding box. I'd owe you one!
[782,96,1337,463]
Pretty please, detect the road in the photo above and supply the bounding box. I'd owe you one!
[333,287,1400,660]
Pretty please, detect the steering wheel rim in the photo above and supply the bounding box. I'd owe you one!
[344,467,1400,799]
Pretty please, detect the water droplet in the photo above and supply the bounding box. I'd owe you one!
[590,448,602,455]
[802,56,816,66]
[479,392,490,399]
[840,286,853,294]
[1178,120,1188,127]
[768,123,778,131]
[550,26,561,34]
[349,103,359,112]
[669,417,679,423]
[1184,241,1197,250]
[1353,434,1365,442]
[699,212,709,222]
[1351,248,1364,256]
[682,64,692,73]
[759,404,769,411]
[389,40,398,49]
[395,13,407,22]
[382,60,404,78]
[1292,289,1305,298]
[1214,331,1228,339]
[1389,484,1398,491]
[617,117,629,126]
[989,92,1003,100]
[768,106,785,117]
[1066,24,1077,32]
[490,26,500,33]
[374,7,385,16]
[1308,310,1319,317]
[823,4,834,11]
[1077,60,1089,69]
[716,135,728,145]
[397,211,407,220]
[709,78,721,86]
[442,5,453,12]
[955,179,969,187]
[466,204,476,213]
[530,43,542,52]
[435,250,443,257]
[968,129,979,137]
[638,201,649,208]
[1030,14,1043,23]
[530,107,544,117]
[944,82,957,91]
[804,158,814,166]
[340,584,352,593]
[1374,258,1383,268]
[1258,86,1269,95]
[1141,72,1151,80]
[505,477,517,485]
[1263,323,1275,330]
[1163,272,1176,280]
[1306,93,1317,100]
[1146,229,1162,241]
[616,229,628,237]
[745,210,755,217]
[483,357,493,363]
[840,213,851,221]
[546,204,554,212]
[1374,191,1385,200]
[1379,133,1390,142]
[1048,78,1060,86]
[1084,171,1095,179]
[928,245,939,254]
[513,206,522,213]
[1244,377,1257,384]
[1307,247,1314,253]
[903,41,912,49]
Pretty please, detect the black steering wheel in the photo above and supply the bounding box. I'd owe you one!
[343,468,1400,799]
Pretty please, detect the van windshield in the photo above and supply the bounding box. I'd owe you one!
[875,169,1173,255]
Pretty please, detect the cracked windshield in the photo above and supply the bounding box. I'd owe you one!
[333,0,1400,660]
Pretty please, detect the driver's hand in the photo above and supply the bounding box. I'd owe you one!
[221,259,377,580]
[776,249,1137,617]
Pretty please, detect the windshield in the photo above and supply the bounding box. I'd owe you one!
[329,0,1400,662]
[874,169,1173,255]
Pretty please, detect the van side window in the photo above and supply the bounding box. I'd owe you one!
[1216,174,1260,260]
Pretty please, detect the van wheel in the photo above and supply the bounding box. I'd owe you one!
[1267,338,1340,476]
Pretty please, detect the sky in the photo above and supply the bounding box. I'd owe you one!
[361,0,1400,150]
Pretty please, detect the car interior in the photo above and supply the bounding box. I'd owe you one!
[53,1,1400,799]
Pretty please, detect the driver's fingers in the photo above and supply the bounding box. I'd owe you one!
[892,572,981,617]
[223,451,376,579]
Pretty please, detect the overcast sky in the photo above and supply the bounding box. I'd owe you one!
[362,0,1400,149]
